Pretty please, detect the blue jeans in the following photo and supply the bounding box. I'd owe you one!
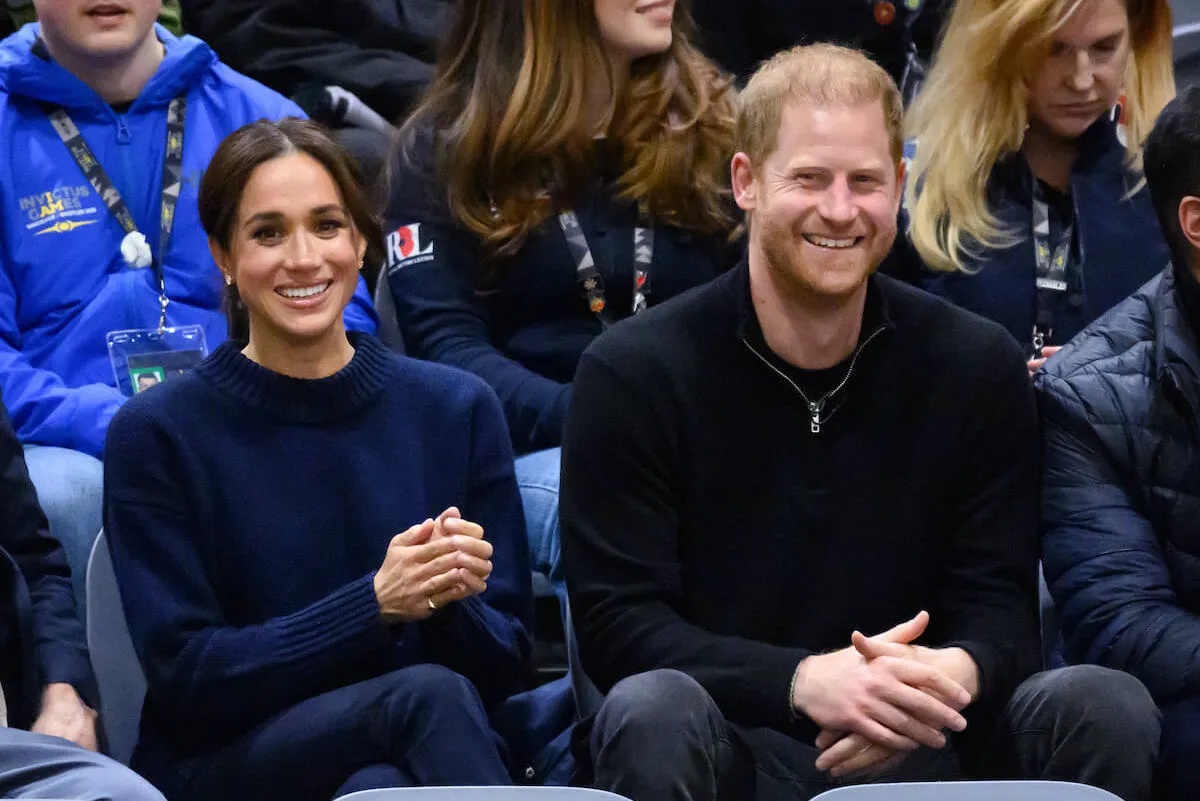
[23,445,103,615]
[0,728,164,800]
[515,447,563,607]
[176,665,511,801]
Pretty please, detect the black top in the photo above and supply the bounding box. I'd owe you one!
[690,0,951,88]
[0,399,94,730]
[561,259,1041,738]
[179,0,452,121]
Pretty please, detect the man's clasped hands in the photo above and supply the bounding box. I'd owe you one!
[791,611,980,779]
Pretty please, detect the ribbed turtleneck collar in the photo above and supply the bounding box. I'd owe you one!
[196,332,397,425]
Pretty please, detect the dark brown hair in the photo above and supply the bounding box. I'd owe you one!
[395,0,737,262]
[198,117,384,342]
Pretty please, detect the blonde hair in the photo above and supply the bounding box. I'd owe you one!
[736,43,904,170]
[906,0,1175,273]
[398,0,736,262]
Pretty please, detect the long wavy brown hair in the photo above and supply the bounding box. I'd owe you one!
[397,0,737,259]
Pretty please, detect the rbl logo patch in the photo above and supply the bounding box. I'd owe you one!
[386,222,435,271]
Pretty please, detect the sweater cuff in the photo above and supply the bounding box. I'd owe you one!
[748,646,812,730]
[943,639,998,716]
[39,646,99,710]
[419,597,492,652]
[272,573,390,668]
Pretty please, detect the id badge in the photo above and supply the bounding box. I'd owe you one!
[106,326,208,396]
[1034,238,1070,293]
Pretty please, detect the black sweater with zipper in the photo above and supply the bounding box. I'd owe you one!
[560,258,1042,739]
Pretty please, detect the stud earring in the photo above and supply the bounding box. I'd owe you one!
[224,273,233,286]
[357,257,365,272]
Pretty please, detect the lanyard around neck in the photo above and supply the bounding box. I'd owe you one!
[1030,178,1076,355]
[557,206,654,326]
[46,95,187,332]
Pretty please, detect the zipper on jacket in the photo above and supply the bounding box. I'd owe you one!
[742,325,886,434]
[115,114,131,144]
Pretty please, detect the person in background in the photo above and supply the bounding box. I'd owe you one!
[104,118,531,801]
[384,0,740,605]
[179,0,448,125]
[1037,85,1200,801]
[561,42,1160,801]
[0,395,164,801]
[690,0,951,99]
[898,0,1174,374]
[179,0,455,201]
[0,0,378,610]
[2,0,182,37]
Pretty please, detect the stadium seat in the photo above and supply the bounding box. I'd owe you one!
[85,530,146,765]
[373,269,407,355]
[336,788,632,801]
[809,780,1122,801]
[562,594,603,719]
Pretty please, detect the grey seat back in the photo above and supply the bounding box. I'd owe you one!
[85,531,146,766]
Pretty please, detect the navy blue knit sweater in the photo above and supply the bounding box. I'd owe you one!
[103,332,532,794]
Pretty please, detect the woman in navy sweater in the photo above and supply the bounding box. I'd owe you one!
[103,118,532,801]
[897,0,1174,373]
[383,0,740,601]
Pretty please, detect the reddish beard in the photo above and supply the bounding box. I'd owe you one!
[754,213,894,309]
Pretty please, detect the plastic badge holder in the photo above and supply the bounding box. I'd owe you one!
[106,325,208,397]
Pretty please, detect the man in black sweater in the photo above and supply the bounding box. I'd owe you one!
[561,43,1159,801]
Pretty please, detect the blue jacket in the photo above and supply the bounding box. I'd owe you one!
[1036,266,1200,704]
[891,118,1169,353]
[0,24,378,458]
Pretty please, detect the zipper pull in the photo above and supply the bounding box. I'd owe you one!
[809,400,823,434]
[116,115,131,144]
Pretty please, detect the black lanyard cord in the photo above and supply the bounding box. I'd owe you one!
[558,204,654,326]
[46,95,188,332]
[1031,178,1077,356]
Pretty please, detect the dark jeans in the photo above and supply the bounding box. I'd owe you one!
[1158,694,1200,801]
[178,664,511,801]
[590,666,1159,801]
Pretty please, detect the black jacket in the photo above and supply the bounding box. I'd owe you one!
[0,399,95,729]
[1037,265,1200,704]
[689,0,951,88]
[179,0,453,122]
[562,260,1042,738]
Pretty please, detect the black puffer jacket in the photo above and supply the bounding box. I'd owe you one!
[1036,265,1200,704]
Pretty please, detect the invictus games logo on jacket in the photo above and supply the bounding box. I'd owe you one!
[386,223,435,273]
[19,184,100,235]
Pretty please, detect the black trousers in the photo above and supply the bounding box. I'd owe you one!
[1158,693,1200,801]
[589,665,1160,801]
[178,664,512,801]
